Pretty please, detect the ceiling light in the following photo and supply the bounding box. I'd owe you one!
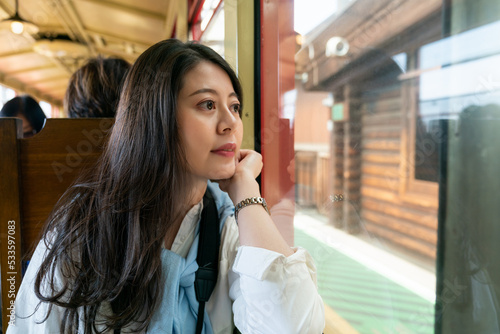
[0,0,38,35]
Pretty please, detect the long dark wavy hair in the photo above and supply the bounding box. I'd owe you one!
[34,39,243,333]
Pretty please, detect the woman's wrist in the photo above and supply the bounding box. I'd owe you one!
[234,196,270,221]
[228,173,261,204]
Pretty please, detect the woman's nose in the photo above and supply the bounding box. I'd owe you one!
[217,107,238,134]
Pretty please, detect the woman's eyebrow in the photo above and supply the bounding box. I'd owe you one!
[189,88,217,97]
[188,89,238,99]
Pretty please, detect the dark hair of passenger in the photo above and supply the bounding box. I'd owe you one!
[34,39,243,333]
[0,95,46,135]
[64,56,131,118]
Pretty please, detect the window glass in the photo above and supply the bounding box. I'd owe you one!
[0,84,16,108]
[293,0,500,332]
[199,0,224,57]
[39,101,52,118]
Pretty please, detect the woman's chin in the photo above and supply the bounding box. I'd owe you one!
[210,167,236,181]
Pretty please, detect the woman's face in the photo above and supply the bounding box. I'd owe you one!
[177,61,243,183]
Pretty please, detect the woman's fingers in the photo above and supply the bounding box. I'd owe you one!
[236,149,263,178]
[218,150,263,201]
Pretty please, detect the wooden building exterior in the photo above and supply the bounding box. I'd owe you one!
[295,0,443,260]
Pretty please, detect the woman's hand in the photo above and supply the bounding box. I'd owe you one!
[218,149,263,204]
[219,149,294,256]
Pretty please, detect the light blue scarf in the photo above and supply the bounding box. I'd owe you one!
[148,181,234,333]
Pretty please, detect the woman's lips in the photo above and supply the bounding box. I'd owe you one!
[211,143,236,157]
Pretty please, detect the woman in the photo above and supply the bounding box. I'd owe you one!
[9,39,324,333]
[0,95,46,137]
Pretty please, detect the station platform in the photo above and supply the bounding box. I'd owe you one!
[294,210,436,334]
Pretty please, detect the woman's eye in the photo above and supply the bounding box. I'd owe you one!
[200,100,215,110]
[232,103,241,114]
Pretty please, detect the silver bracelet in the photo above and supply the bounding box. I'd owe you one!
[234,197,270,221]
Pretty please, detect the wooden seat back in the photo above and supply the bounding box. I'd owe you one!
[0,117,113,332]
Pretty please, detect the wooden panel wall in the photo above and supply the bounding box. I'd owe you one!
[295,150,331,216]
[316,153,331,216]
[295,151,317,207]
[360,85,438,259]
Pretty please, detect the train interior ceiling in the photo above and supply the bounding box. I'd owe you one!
[0,0,199,107]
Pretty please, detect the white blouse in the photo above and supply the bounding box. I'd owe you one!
[7,202,325,333]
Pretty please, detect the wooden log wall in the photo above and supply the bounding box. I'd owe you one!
[359,84,438,259]
[294,83,438,260]
[331,123,344,229]
[343,101,362,234]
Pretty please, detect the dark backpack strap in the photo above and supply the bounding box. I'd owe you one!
[116,190,220,334]
[195,189,220,334]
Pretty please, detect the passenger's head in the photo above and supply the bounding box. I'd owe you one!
[64,56,130,118]
[108,38,243,185]
[0,95,46,137]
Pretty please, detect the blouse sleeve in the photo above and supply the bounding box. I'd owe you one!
[226,217,325,334]
[7,238,66,333]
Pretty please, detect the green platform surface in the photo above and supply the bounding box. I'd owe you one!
[295,228,435,334]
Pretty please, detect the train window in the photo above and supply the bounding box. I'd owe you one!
[293,0,500,333]
[198,0,224,56]
[39,101,52,118]
[0,84,16,107]
[0,86,57,118]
